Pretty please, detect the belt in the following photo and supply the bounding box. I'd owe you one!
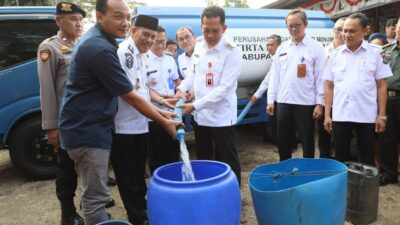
[388,91,400,97]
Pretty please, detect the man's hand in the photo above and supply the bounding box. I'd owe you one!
[186,90,195,102]
[250,96,258,105]
[313,105,323,119]
[159,110,177,120]
[162,119,184,139]
[266,104,274,116]
[178,103,195,116]
[324,117,333,133]
[375,118,386,133]
[47,129,59,150]
[174,89,185,99]
[161,98,178,109]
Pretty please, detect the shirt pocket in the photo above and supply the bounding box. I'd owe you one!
[332,65,346,82]
[360,60,377,80]
[211,62,224,86]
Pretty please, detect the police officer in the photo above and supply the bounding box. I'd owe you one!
[37,2,85,225]
[379,17,400,185]
[324,13,392,165]
[147,25,181,175]
[267,9,325,161]
[177,6,243,185]
[58,0,179,224]
[112,14,162,225]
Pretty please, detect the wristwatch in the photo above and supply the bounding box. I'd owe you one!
[377,115,388,122]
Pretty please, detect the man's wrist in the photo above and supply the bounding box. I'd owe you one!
[377,115,387,122]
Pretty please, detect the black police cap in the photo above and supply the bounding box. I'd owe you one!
[132,15,158,31]
[56,2,86,18]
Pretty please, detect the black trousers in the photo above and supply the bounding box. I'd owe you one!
[56,149,78,202]
[194,125,241,186]
[318,107,333,158]
[148,122,180,175]
[379,96,400,178]
[111,133,148,224]
[276,103,315,161]
[333,122,375,166]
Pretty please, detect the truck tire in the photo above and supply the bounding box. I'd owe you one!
[8,116,57,180]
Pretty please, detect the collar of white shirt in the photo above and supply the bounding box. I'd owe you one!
[341,40,369,54]
[288,34,313,47]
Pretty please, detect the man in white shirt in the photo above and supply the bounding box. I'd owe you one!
[176,26,196,80]
[250,34,282,104]
[318,17,346,159]
[147,26,181,175]
[176,6,243,185]
[324,13,392,165]
[267,9,325,161]
[112,15,177,225]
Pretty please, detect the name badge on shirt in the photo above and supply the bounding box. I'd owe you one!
[206,62,214,87]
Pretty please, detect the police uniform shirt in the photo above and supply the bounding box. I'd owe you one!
[114,37,150,134]
[267,35,325,105]
[323,40,393,123]
[178,52,193,79]
[383,41,400,91]
[58,24,133,150]
[147,51,179,111]
[178,35,243,127]
[38,31,75,130]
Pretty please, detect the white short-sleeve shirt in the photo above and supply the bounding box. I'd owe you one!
[114,38,150,134]
[323,41,393,123]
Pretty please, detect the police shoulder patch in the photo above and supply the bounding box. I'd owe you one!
[40,50,51,62]
[125,53,134,69]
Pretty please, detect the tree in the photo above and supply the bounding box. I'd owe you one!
[206,0,219,6]
[224,0,249,8]
[0,0,54,6]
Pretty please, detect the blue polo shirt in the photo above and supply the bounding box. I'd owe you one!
[59,24,133,150]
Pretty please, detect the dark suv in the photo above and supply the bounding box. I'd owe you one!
[0,7,58,180]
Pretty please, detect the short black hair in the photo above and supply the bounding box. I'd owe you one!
[386,18,397,27]
[347,13,369,28]
[268,34,282,46]
[157,25,166,33]
[166,39,178,47]
[96,0,107,14]
[201,5,225,25]
[286,8,308,25]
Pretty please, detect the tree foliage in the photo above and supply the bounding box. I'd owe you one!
[224,0,249,8]
[0,0,54,6]
[206,0,219,6]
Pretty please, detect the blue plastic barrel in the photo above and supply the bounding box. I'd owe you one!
[96,220,132,225]
[147,160,241,225]
[249,158,347,225]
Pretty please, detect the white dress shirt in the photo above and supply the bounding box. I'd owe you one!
[114,38,150,134]
[147,51,180,111]
[178,35,243,127]
[267,35,325,105]
[323,41,393,123]
[253,57,273,99]
[178,52,193,79]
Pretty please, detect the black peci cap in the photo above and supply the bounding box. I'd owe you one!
[132,14,158,31]
[56,2,86,18]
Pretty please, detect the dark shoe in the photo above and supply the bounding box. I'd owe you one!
[105,198,115,208]
[61,212,84,225]
[107,176,117,186]
[379,174,399,186]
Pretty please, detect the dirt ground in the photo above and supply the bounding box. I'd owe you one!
[0,124,399,225]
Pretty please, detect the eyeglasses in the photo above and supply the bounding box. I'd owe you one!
[287,23,303,30]
[178,34,194,43]
[154,40,167,45]
[334,27,343,33]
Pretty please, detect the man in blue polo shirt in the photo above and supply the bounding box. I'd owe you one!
[58,0,179,224]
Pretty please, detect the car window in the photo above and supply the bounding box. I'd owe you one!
[0,20,58,70]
